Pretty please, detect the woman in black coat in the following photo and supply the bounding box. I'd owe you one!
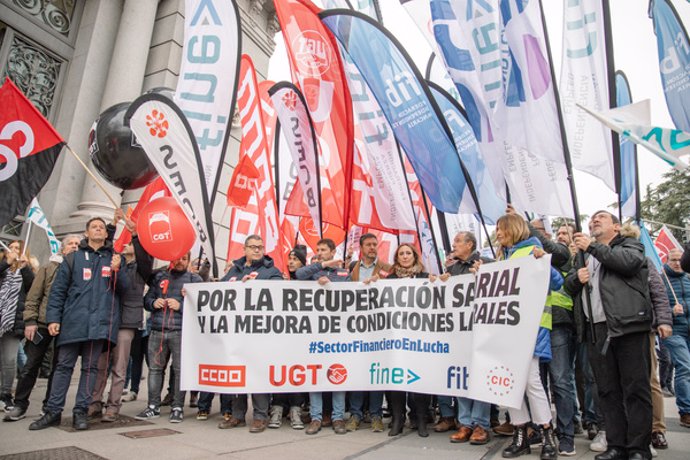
[385,243,432,437]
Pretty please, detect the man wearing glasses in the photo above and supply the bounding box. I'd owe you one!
[218,235,283,433]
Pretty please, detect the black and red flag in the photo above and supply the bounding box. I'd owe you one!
[0,78,64,226]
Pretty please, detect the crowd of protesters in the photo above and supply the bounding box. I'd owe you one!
[0,206,689,460]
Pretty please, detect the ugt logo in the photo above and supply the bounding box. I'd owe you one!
[292,30,332,77]
[146,109,168,138]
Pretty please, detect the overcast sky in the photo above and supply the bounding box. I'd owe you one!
[269,0,690,219]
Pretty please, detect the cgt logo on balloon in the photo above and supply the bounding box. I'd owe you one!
[148,210,173,243]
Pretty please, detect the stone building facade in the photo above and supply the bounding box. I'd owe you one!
[0,0,278,265]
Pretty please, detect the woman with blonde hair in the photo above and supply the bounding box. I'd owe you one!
[495,215,563,460]
[0,240,35,411]
[385,243,433,437]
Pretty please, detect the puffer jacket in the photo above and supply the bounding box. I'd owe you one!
[221,256,284,282]
[296,261,350,282]
[119,236,153,329]
[648,261,672,330]
[0,260,35,337]
[46,239,127,347]
[565,234,652,342]
[145,268,202,332]
[23,260,61,328]
[663,264,690,337]
[502,237,564,362]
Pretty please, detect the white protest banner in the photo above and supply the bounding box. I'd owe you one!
[182,256,550,408]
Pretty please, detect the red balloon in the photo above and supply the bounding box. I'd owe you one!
[136,197,195,261]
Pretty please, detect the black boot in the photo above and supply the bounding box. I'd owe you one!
[414,393,431,438]
[388,391,405,436]
[73,411,88,430]
[502,424,531,458]
[28,411,61,431]
[540,425,557,460]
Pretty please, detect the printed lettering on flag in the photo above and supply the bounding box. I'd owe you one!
[654,225,683,263]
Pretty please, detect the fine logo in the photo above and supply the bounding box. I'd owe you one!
[146,109,169,138]
[326,363,347,385]
[486,366,515,397]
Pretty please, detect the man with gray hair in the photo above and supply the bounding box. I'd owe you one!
[4,234,81,421]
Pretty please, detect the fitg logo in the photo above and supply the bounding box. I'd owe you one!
[199,364,246,387]
[486,366,515,397]
[326,363,347,385]
[146,109,168,138]
[292,30,332,76]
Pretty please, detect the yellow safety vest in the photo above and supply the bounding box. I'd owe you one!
[509,245,553,330]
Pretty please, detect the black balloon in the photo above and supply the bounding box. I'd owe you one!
[88,102,158,190]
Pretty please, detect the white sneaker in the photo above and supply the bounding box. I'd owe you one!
[650,444,658,458]
[289,406,304,430]
[268,405,283,429]
[590,430,607,452]
[122,392,137,403]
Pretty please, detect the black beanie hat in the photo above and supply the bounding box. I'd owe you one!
[289,244,307,267]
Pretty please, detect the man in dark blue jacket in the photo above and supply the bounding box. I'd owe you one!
[135,252,202,424]
[214,234,283,433]
[29,217,127,431]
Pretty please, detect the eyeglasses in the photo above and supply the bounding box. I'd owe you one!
[245,245,264,251]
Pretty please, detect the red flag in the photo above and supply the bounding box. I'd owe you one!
[226,154,260,208]
[114,177,170,252]
[299,217,346,254]
[654,225,683,263]
[274,0,354,230]
[0,78,65,226]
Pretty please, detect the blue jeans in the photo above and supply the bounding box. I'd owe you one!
[663,335,690,415]
[46,340,104,414]
[437,395,455,418]
[349,391,383,418]
[457,397,490,429]
[549,326,577,438]
[310,392,345,421]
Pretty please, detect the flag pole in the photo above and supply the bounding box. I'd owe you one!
[22,219,33,257]
[539,0,596,343]
[0,239,10,252]
[64,144,119,208]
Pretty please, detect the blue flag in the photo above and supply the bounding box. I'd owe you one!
[640,222,663,272]
[651,0,690,132]
[320,10,471,213]
[428,82,503,224]
[616,71,638,220]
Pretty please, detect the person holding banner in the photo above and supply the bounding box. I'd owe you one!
[135,252,201,424]
[4,235,80,422]
[440,231,493,445]
[566,211,653,460]
[494,214,562,460]
[662,248,690,429]
[29,218,127,431]
[219,235,283,433]
[296,238,349,435]
[0,240,35,412]
[384,243,432,438]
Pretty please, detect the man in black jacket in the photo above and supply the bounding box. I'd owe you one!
[135,252,202,424]
[217,234,283,433]
[89,211,153,422]
[565,211,653,460]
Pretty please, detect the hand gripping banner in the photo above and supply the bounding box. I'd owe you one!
[181,255,551,408]
[126,94,217,274]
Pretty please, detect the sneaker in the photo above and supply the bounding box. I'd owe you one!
[121,392,137,403]
[218,413,245,429]
[680,413,690,428]
[161,393,173,407]
[28,411,61,430]
[268,405,283,429]
[651,431,668,449]
[371,416,384,433]
[73,411,88,430]
[196,410,209,421]
[559,436,576,456]
[4,406,26,421]
[333,419,347,435]
[345,414,360,431]
[169,407,183,423]
[0,394,14,412]
[590,430,607,452]
[135,405,160,421]
[306,419,321,435]
[289,406,304,430]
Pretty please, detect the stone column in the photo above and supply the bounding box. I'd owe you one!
[71,0,159,220]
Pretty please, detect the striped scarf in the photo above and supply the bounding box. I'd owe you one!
[0,269,22,337]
